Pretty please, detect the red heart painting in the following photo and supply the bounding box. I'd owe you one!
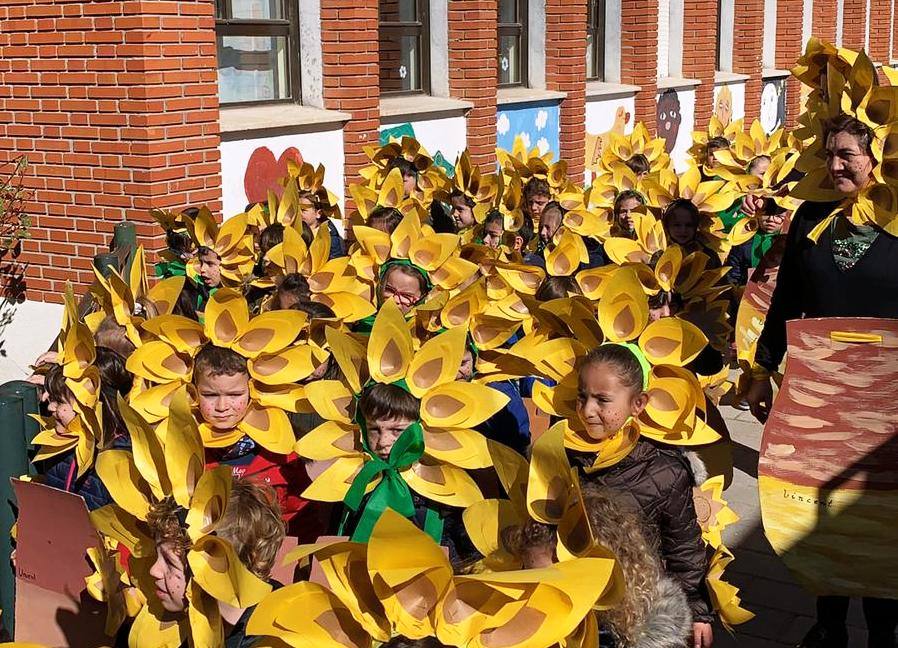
[244,146,303,204]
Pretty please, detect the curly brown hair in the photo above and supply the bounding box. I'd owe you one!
[146,478,285,582]
[581,484,663,647]
[500,518,557,563]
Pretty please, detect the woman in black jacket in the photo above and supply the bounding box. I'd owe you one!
[747,113,898,648]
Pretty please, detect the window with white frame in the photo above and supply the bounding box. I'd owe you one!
[586,0,606,81]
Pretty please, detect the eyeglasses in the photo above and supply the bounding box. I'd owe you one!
[382,284,421,307]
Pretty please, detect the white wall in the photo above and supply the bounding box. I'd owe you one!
[0,299,64,383]
[219,128,346,217]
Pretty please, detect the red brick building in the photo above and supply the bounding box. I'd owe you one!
[1,0,896,312]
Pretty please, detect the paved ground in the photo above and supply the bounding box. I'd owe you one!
[714,404,870,647]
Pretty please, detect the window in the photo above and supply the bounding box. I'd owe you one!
[215,0,300,106]
[379,0,431,95]
[498,0,528,87]
[586,0,605,81]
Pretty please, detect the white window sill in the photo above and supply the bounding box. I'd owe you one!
[657,76,702,90]
[379,95,473,123]
[714,71,750,84]
[761,68,791,79]
[496,87,566,106]
[219,104,351,137]
[585,81,641,101]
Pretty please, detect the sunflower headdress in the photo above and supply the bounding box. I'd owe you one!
[126,288,313,453]
[497,135,570,200]
[246,179,300,232]
[294,300,510,542]
[288,159,342,220]
[348,166,428,226]
[185,207,255,287]
[599,122,672,176]
[789,47,898,237]
[360,136,450,207]
[31,292,104,480]
[256,218,375,322]
[91,388,273,648]
[710,120,789,178]
[87,245,185,346]
[688,116,745,175]
[247,508,620,648]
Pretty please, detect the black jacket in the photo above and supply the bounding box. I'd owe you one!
[755,200,898,370]
[571,439,713,623]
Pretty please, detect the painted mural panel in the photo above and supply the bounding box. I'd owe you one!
[712,82,747,127]
[219,128,346,217]
[496,101,561,161]
[656,87,696,172]
[760,77,787,134]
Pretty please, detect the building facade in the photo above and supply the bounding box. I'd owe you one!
[1,0,897,313]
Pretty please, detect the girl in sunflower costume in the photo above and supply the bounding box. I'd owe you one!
[294,300,509,563]
[91,387,284,648]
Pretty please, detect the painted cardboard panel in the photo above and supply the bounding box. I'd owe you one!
[496,101,561,161]
[656,87,696,172]
[219,128,346,217]
[759,318,898,598]
[583,94,637,184]
[712,82,747,127]
[760,78,787,134]
[379,115,467,174]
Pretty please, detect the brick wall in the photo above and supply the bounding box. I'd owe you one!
[841,0,867,50]
[732,0,765,121]
[776,0,804,128]
[869,0,891,63]
[683,0,719,128]
[0,0,221,303]
[320,0,380,202]
[448,0,498,170]
[813,0,838,42]
[620,0,659,133]
[545,0,587,177]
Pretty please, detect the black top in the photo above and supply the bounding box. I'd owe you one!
[755,200,898,371]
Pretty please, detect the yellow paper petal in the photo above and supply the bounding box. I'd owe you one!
[188,535,272,608]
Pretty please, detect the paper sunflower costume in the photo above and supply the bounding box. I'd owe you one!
[349,166,429,227]
[247,508,620,648]
[497,135,571,202]
[31,293,104,480]
[126,287,312,454]
[789,46,898,238]
[185,206,255,287]
[294,300,509,543]
[597,121,673,177]
[150,208,194,278]
[91,388,273,648]
[359,136,450,207]
[688,116,745,176]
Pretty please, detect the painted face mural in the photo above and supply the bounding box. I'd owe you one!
[657,89,681,154]
[714,86,733,127]
[760,81,785,134]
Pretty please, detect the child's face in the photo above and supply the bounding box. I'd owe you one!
[149,541,188,613]
[666,209,698,246]
[758,210,786,234]
[402,173,417,197]
[481,220,504,249]
[521,544,555,569]
[576,362,647,441]
[450,196,476,230]
[48,397,76,432]
[195,370,251,430]
[615,197,640,232]
[299,197,321,229]
[705,144,725,169]
[366,416,414,460]
[380,267,423,314]
[197,251,222,288]
[527,193,551,220]
[538,209,562,244]
[456,349,475,382]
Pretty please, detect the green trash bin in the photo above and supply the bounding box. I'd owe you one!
[0,381,40,450]
[0,392,31,637]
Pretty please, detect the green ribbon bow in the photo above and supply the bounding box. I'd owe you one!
[341,399,443,543]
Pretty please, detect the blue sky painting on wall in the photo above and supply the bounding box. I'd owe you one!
[496,102,561,161]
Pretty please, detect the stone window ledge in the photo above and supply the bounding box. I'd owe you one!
[219,104,351,139]
[497,87,567,107]
[379,95,473,124]
[586,81,641,101]
[714,71,750,84]
[657,76,701,90]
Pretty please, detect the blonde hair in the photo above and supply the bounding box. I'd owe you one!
[582,484,664,647]
[146,478,285,582]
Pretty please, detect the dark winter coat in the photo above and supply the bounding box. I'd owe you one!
[570,438,713,624]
